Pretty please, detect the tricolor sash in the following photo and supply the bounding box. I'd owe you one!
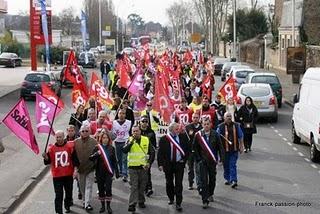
[166,134,185,157]
[97,144,114,175]
[196,131,217,162]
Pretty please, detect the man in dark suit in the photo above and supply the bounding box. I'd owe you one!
[157,122,189,212]
[194,117,225,209]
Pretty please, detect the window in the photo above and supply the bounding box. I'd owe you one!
[251,76,280,85]
[241,86,270,97]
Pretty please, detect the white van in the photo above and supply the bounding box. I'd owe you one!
[292,67,320,162]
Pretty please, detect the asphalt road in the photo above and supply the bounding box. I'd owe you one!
[10,75,320,214]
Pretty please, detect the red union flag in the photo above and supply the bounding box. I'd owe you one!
[2,99,39,154]
[154,73,174,123]
[41,83,64,109]
[72,84,88,108]
[90,72,113,107]
[219,76,238,102]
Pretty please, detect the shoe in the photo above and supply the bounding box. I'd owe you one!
[78,193,82,200]
[244,149,248,153]
[202,201,209,209]
[249,148,252,151]
[65,207,71,213]
[231,181,238,189]
[85,204,93,211]
[138,202,146,208]
[168,200,174,205]
[188,185,193,190]
[146,189,153,197]
[128,205,136,212]
[107,206,113,214]
[208,195,214,202]
[122,177,128,182]
[225,181,231,185]
[176,204,182,211]
[99,206,105,213]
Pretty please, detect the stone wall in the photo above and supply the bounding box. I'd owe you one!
[266,47,281,70]
[239,37,264,68]
[303,0,320,45]
[306,45,320,68]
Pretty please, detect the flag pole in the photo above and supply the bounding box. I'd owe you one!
[115,72,136,114]
[44,95,61,153]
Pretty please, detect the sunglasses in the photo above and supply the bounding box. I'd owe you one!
[81,130,89,133]
[141,120,148,123]
[147,105,152,107]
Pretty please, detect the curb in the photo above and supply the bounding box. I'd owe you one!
[1,165,49,214]
[283,98,294,108]
[0,87,20,100]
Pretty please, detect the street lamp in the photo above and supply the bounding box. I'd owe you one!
[99,0,102,45]
[292,0,295,47]
[233,0,237,60]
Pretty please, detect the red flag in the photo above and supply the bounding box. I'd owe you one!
[219,76,238,102]
[41,83,64,109]
[72,84,89,108]
[2,99,39,154]
[90,72,113,107]
[184,49,193,64]
[154,73,174,123]
[199,51,204,65]
[118,60,131,88]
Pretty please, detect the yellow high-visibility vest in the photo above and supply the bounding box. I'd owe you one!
[141,109,159,132]
[128,136,149,167]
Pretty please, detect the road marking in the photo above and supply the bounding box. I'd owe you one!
[282,138,288,141]
[311,164,318,169]
[278,133,283,137]
[298,152,304,157]
[274,129,278,133]
[304,158,311,162]
[293,147,298,151]
[287,142,293,146]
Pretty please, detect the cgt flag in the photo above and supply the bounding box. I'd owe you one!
[35,93,62,135]
[90,72,113,107]
[72,83,88,108]
[2,99,39,154]
[219,76,238,102]
[41,83,64,109]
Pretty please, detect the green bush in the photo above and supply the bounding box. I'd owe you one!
[38,46,69,65]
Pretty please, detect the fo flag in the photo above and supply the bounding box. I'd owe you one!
[219,76,238,102]
[154,73,174,123]
[2,99,39,154]
[35,93,62,135]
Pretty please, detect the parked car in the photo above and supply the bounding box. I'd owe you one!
[0,52,22,68]
[89,48,99,58]
[292,67,320,162]
[59,65,87,87]
[78,52,97,68]
[213,57,229,75]
[246,73,282,108]
[236,83,278,122]
[221,62,241,81]
[226,65,251,79]
[232,68,255,90]
[20,71,61,99]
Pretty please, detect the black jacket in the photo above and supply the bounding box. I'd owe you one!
[141,128,157,149]
[237,105,258,134]
[89,144,119,178]
[193,129,225,164]
[157,133,190,170]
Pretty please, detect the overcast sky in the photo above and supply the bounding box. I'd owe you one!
[7,0,174,25]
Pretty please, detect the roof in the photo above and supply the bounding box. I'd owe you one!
[249,72,277,77]
[280,0,303,28]
[302,67,320,81]
[240,83,272,89]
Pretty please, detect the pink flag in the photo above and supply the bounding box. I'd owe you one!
[128,67,144,95]
[35,93,62,135]
[2,99,39,154]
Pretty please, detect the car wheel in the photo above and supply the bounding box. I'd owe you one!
[271,114,278,123]
[278,100,282,108]
[310,136,320,163]
[292,122,301,144]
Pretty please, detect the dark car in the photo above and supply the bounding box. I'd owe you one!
[213,57,229,75]
[0,52,22,68]
[59,65,87,87]
[20,72,61,99]
[78,52,97,68]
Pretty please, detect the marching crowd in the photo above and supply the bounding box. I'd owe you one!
[42,49,259,214]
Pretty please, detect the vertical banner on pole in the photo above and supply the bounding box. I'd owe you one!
[81,10,89,64]
[40,0,50,70]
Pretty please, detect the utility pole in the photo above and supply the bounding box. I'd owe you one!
[292,0,295,47]
[233,0,237,59]
[98,0,102,45]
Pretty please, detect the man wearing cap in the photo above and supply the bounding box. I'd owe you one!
[140,101,160,132]
[139,115,157,197]
[217,112,244,189]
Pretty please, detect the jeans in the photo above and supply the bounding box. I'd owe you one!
[115,142,128,177]
[223,151,239,183]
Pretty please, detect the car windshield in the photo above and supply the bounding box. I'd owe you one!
[236,70,254,78]
[25,74,50,82]
[241,87,270,97]
[251,76,280,85]
[0,53,13,58]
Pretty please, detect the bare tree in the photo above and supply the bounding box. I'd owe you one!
[58,7,76,36]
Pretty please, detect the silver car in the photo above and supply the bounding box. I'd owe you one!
[236,83,278,122]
